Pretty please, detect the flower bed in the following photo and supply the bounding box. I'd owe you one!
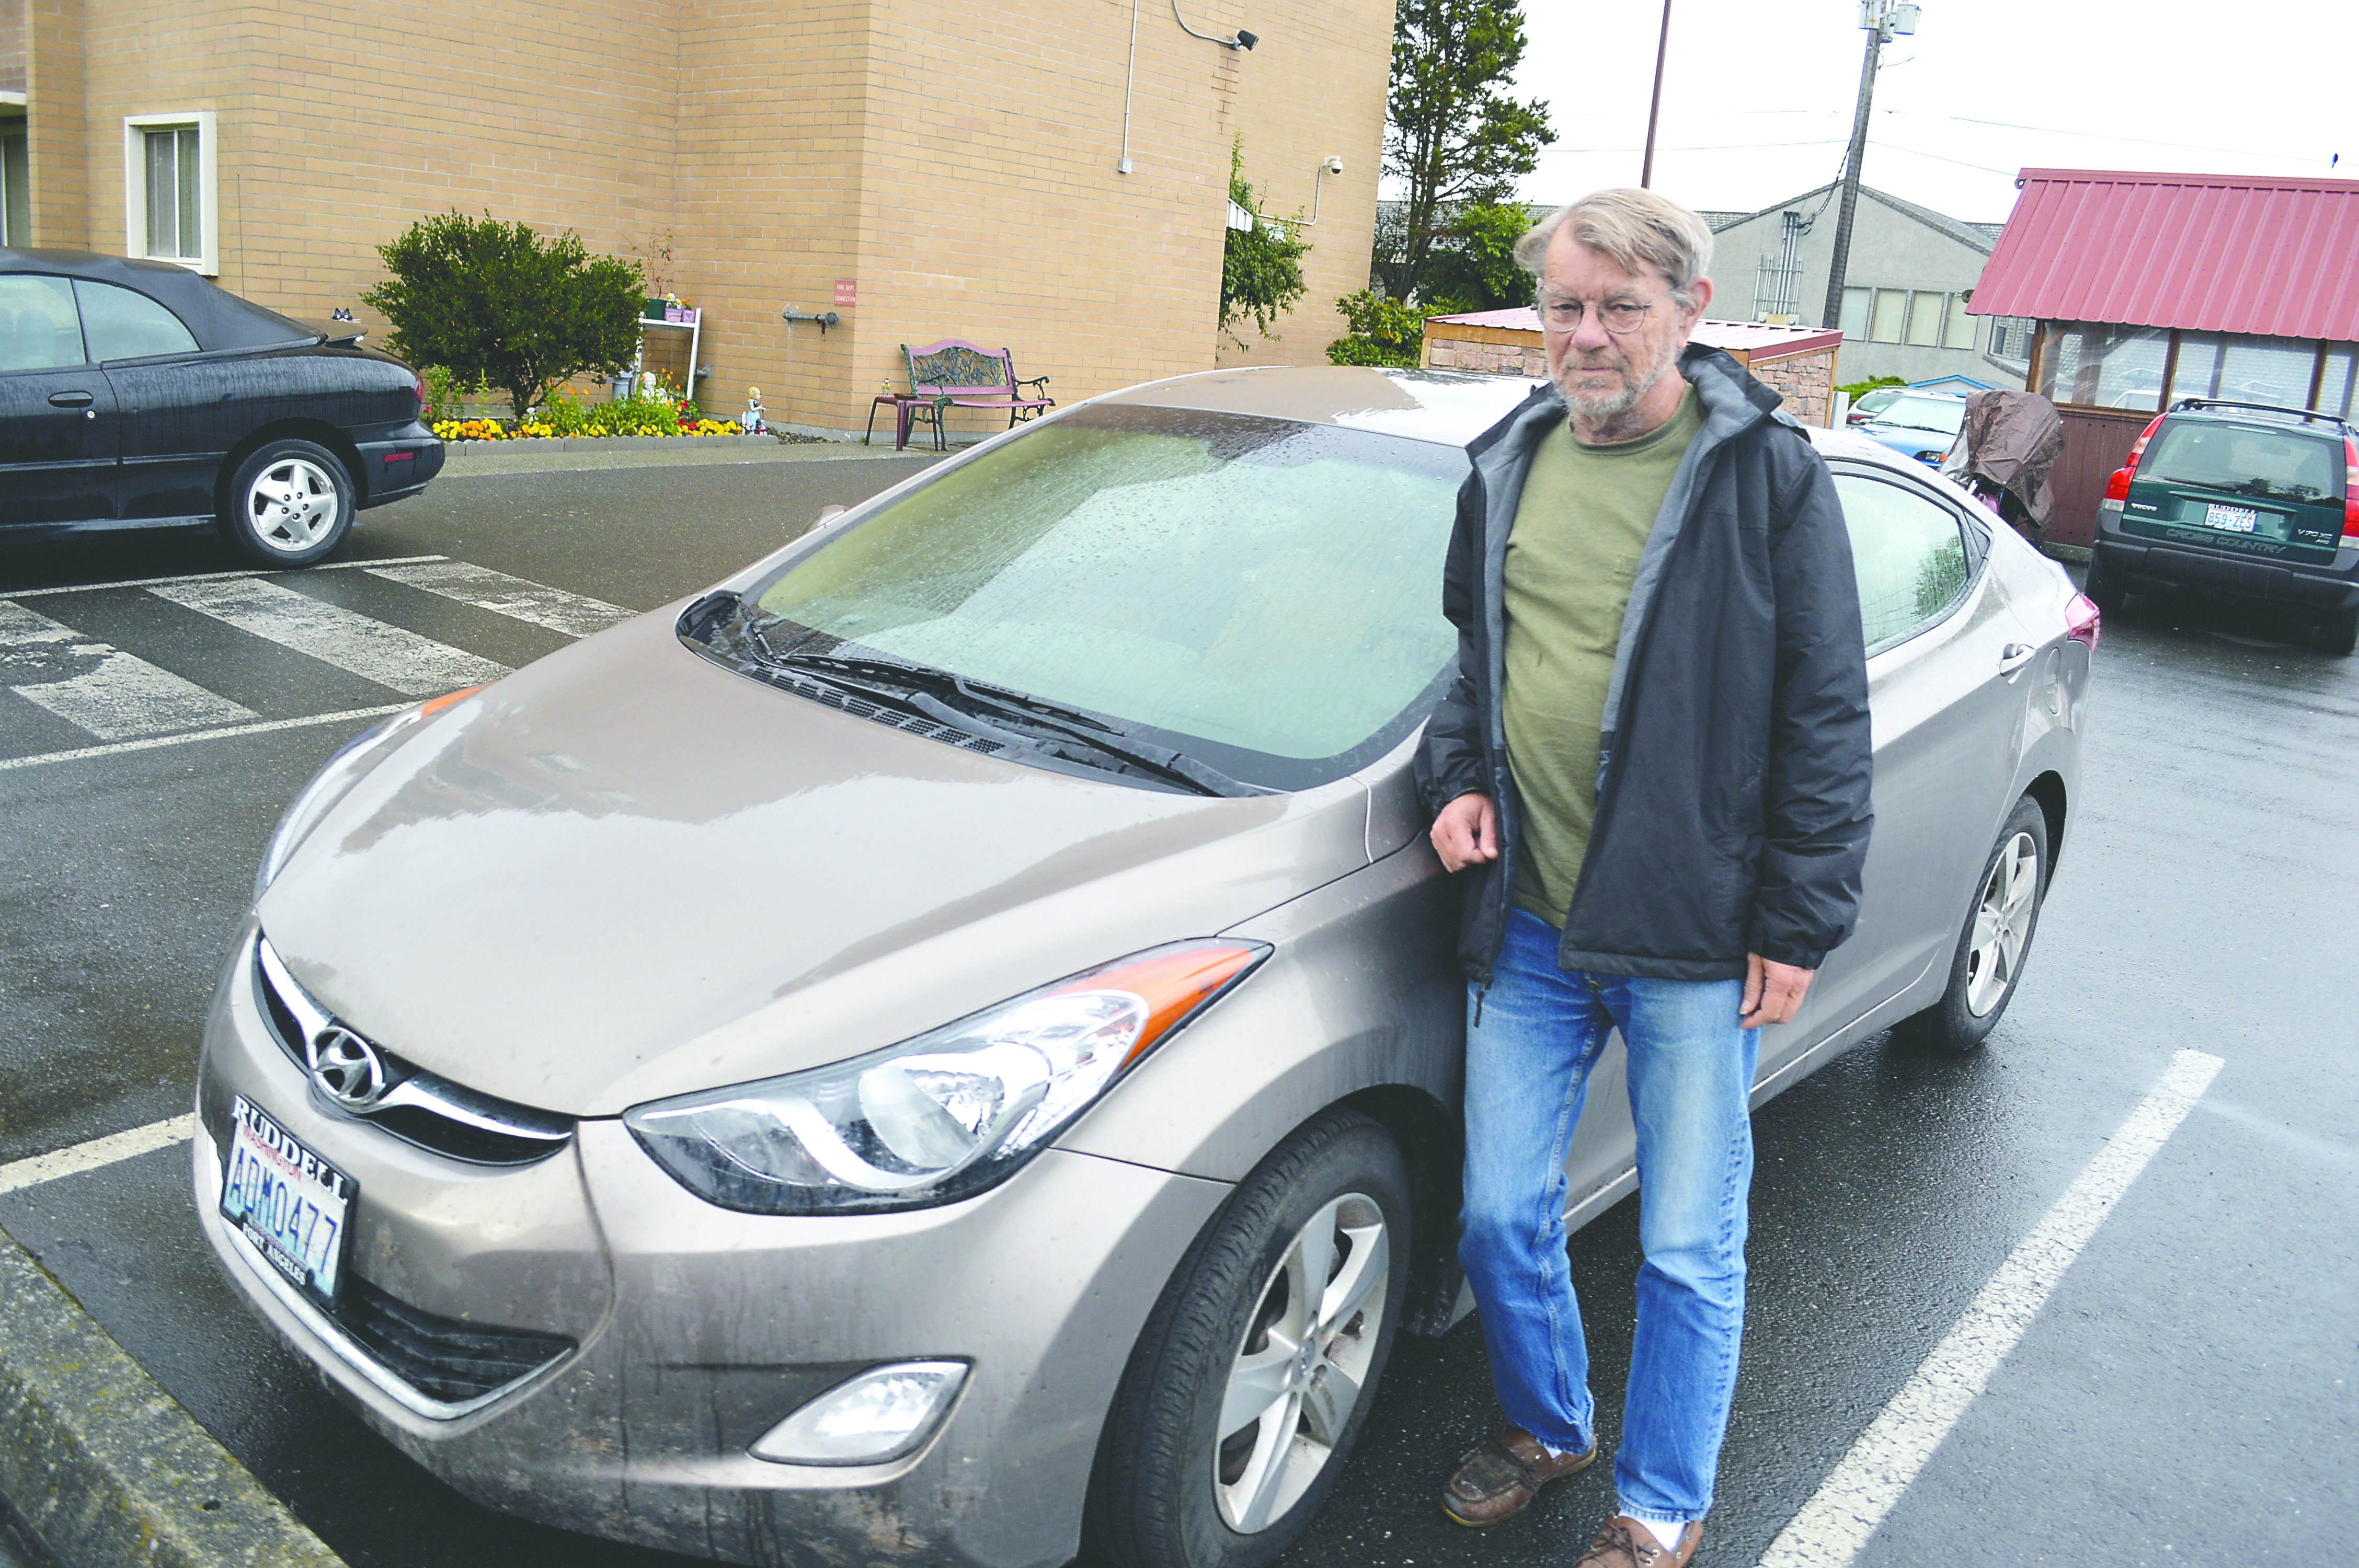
[422,367,741,442]
[432,416,745,441]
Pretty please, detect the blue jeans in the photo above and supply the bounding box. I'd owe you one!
[1459,908,1759,1530]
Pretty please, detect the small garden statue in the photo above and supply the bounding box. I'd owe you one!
[741,387,767,434]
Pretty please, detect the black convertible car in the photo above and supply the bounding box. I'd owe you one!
[0,250,442,567]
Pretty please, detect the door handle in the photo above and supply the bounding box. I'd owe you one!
[48,390,94,409]
[1998,642,2037,674]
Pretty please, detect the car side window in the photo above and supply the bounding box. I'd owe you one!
[0,275,89,371]
[72,280,199,362]
[1833,470,1975,650]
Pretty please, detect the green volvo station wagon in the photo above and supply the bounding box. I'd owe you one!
[2089,398,2359,654]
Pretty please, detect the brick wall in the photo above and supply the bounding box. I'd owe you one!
[1749,349,1834,427]
[1,0,26,96]
[20,0,1389,435]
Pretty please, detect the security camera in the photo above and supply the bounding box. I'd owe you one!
[1233,28,1258,49]
[1322,156,1344,175]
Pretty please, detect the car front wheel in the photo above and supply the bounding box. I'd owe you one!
[1899,794,2051,1053]
[1086,1108,1411,1568]
[221,439,356,568]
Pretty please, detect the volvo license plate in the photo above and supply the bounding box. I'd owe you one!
[2203,503,2263,534]
[220,1096,356,1311]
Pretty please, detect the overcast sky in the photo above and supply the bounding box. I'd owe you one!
[1502,0,2355,226]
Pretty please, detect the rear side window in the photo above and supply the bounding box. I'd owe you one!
[0,275,87,370]
[1834,471,1974,650]
[2140,421,2343,504]
[72,280,199,361]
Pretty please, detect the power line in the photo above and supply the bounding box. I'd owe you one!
[1864,139,2017,177]
[1886,111,2326,165]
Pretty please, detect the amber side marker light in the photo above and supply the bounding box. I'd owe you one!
[1057,943,1266,1065]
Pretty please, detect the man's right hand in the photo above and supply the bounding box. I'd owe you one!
[1430,792,1499,873]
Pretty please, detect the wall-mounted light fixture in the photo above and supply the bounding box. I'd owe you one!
[1172,1,1258,50]
[1247,155,1345,234]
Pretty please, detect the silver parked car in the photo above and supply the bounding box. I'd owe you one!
[194,366,2096,1568]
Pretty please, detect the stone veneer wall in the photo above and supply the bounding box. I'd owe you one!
[1748,350,1835,427]
[1424,324,1839,427]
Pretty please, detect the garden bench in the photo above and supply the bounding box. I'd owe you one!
[864,338,1053,451]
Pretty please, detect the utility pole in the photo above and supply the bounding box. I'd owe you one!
[1640,0,1674,188]
[1820,0,1918,331]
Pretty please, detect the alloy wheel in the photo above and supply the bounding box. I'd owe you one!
[1212,1192,1389,1534]
[244,458,341,555]
[1964,831,2039,1017]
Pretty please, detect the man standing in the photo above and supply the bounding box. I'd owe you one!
[1418,189,1874,1567]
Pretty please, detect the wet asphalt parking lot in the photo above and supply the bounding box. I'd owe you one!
[1,450,2353,1568]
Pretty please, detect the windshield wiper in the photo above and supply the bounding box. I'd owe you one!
[745,635,1262,798]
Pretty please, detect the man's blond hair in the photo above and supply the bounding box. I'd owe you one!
[1515,188,1714,307]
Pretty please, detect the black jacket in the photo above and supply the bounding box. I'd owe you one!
[1415,345,1874,984]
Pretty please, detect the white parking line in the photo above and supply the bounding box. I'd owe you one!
[0,1115,197,1197]
[1755,1047,2225,1568]
[0,702,413,774]
[1,555,450,599]
[365,560,634,638]
[0,602,259,740]
[147,577,508,695]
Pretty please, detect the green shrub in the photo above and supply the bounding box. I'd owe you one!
[540,387,592,436]
[1325,289,1424,368]
[364,211,644,422]
[1837,375,1908,400]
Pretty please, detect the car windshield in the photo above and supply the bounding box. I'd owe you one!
[1872,395,1966,435]
[737,405,1469,790]
[2139,420,2344,504]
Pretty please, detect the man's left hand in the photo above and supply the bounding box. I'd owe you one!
[1740,954,1814,1029]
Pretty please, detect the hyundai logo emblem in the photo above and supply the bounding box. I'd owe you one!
[307,1026,389,1111]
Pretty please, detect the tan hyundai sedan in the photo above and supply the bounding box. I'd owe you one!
[194,366,2092,1568]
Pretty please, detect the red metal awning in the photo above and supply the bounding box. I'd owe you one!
[1970,168,2359,340]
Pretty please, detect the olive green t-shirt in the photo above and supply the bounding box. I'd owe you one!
[1502,389,1702,924]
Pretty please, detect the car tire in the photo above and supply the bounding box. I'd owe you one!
[1897,794,2051,1054]
[1085,1109,1412,1568]
[2081,550,2125,615]
[2315,604,2358,658]
[220,439,356,568]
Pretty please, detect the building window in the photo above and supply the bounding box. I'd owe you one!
[1,121,27,248]
[2319,344,2357,421]
[121,111,217,274]
[2167,331,2317,410]
[1906,291,1945,347]
[1987,316,2036,363]
[1870,289,1908,343]
[2037,322,2170,409]
[1840,287,1870,340]
[1943,296,1977,351]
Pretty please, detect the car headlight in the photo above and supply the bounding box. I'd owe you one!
[254,685,483,899]
[624,941,1269,1215]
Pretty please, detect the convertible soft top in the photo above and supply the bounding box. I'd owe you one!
[0,248,320,352]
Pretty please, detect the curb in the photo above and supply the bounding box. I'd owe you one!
[442,433,782,452]
[0,1221,345,1568]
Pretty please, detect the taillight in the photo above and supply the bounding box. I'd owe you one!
[2343,435,2358,539]
[2102,467,2132,503]
[2124,411,2166,474]
[413,373,427,415]
[2066,592,2101,651]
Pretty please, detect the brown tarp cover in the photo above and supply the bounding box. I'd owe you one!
[1942,389,2066,530]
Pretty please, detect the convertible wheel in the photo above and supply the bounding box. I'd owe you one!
[221,439,355,568]
[1086,1109,1411,1568]
[1899,794,2050,1053]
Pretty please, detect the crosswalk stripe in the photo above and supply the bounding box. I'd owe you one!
[145,577,509,696]
[365,560,635,638]
[0,601,259,740]
[0,702,414,773]
[3,554,450,601]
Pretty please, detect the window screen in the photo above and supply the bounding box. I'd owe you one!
[73,280,198,361]
[143,126,202,261]
[1834,471,1972,649]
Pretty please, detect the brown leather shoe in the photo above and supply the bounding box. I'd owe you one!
[1570,1514,1703,1567]
[1438,1425,1599,1526]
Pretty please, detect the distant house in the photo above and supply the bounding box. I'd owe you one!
[1704,183,2025,387]
[1968,167,2359,548]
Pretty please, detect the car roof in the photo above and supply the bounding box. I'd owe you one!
[1098,363,1939,478]
[0,247,320,352]
[2158,401,2352,440]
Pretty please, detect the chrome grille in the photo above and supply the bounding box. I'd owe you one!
[249,932,574,1167]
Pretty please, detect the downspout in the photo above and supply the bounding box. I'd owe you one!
[1117,0,1139,175]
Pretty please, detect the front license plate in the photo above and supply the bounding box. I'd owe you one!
[219,1096,357,1312]
[2202,502,2263,534]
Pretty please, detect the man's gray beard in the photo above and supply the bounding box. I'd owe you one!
[1554,342,1675,420]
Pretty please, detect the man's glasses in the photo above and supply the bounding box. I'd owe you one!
[1537,293,1664,335]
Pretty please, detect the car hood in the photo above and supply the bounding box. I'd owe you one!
[258,610,1371,1117]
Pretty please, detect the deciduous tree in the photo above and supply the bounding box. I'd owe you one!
[1221,143,1313,345]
